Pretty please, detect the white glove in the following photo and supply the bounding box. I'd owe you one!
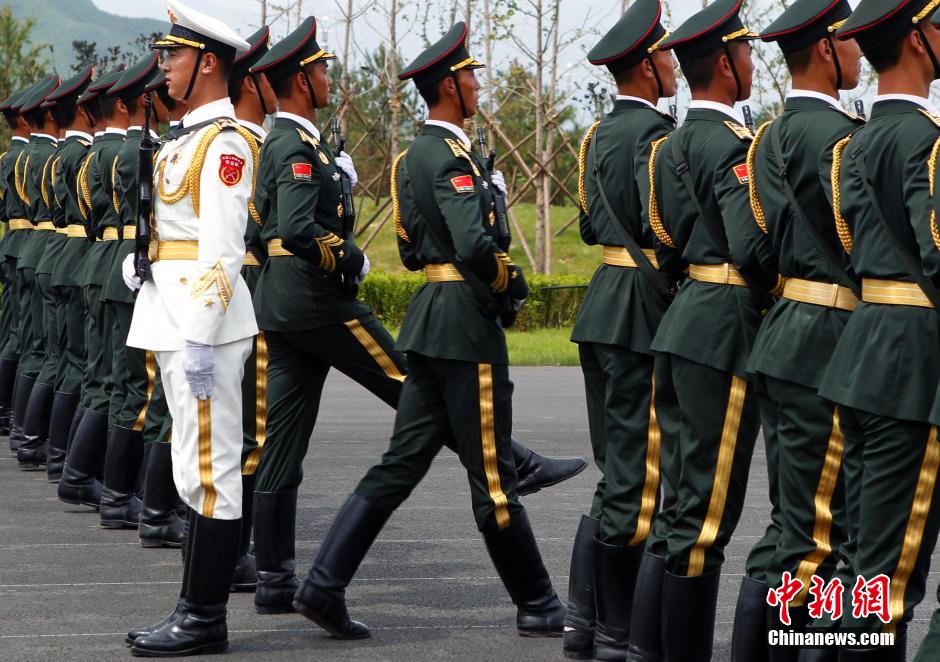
[183,341,215,401]
[122,252,142,291]
[491,169,508,196]
[357,252,371,284]
[334,151,358,187]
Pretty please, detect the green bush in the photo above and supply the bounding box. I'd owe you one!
[360,270,590,330]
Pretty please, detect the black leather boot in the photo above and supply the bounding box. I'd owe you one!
[58,408,107,508]
[45,391,80,482]
[230,474,257,592]
[100,426,144,529]
[254,488,299,614]
[131,512,241,657]
[139,441,187,548]
[9,372,35,453]
[731,577,770,662]
[661,569,721,662]
[0,358,19,437]
[17,381,54,469]
[563,515,600,659]
[294,494,392,639]
[484,509,566,637]
[839,628,906,661]
[594,538,645,661]
[768,603,810,662]
[797,650,837,662]
[512,436,587,496]
[626,552,666,662]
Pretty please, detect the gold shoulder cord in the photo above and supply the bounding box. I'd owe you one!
[246,133,262,224]
[14,151,30,205]
[578,120,602,214]
[183,122,261,217]
[111,155,121,215]
[831,135,854,254]
[40,155,53,209]
[748,121,773,234]
[648,136,675,248]
[51,156,62,208]
[391,149,409,242]
[929,135,940,251]
[77,150,96,220]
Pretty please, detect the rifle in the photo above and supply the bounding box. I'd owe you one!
[743,105,756,133]
[476,128,511,250]
[330,117,356,240]
[854,100,866,120]
[135,92,154,282]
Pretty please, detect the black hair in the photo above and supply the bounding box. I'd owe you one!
[418,80,441,107]
[860,33,906,73]
[23,107,49,129]
[120,93,141,116]
[271,71,295,99]
[228,75,246,105]
[2,109,18,130]
[783,42,816,74]
[680,49,723,91]
[99,95,120,119]
[50,101,77,128]
[86,97,105,125]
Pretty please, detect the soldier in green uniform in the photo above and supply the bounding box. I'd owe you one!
[246,17,584,615]
[40,67,95,482]
[58,68,127,508]
[816,1,940,657]
[14,74,62,469]
[563,2,679,659]
[289,21,566,641]
[631,2,783,659]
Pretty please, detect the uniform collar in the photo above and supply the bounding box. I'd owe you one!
[873,94,938,114]
[276,111,319,141]
[615,95,657,110]
[30,132,58,142]
[238,119,267,141]
[128,125,159,139]
[788,89,841,109]
[182,98,236,128]
[104,127,127,136]
[11,136,27,143]
[688,99,742,123]
[424,119,472,150]
[169,120,181,128]
[65,130,93,142]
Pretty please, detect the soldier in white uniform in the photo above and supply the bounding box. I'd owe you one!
[121,0,257,656]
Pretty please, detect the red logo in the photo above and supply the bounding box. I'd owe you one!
[733,162,749,185]
[292,162,312,182]
[450,175,475,193]
[218,154,245,187]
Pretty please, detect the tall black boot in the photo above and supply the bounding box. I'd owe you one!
[9,372,35,453]
[100,426,144,529]
[563,515,600,659]
[230,473,257,592]
[58,408,107,508]
[46,391,80,482]
[512,436,587,496]
[131,512,241,657]
[17,381,54,469]
[627,552,666,662]
[254,488,300,614]
[768,603,810,662]
[139,441,186,548]
[0,358,19,436]
[594,538,645,661]
[731,577,770,662]
[797,650,837,662]
[661,569,721,662]
[483,509,567,637]
[293,494,393,639]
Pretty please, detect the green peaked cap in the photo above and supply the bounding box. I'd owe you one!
[659,0,758,62]
[837,0,938,51]
[399,22,485,90]
[588,0,669,74]
[250,17,334,83]
[760,0,852,54]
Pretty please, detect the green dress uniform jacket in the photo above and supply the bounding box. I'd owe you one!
[0,138,29,360]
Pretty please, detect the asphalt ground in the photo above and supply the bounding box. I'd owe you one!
[0,367,937,661]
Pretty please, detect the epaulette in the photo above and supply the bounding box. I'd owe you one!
[213,118,241,132]
[77,138,91,147]
[919,108,940,128]
[838,107,865,124]
[297,128,319,149]
[444,138,479,176]
[724,120,754,141]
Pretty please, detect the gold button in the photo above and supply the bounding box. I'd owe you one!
[179,277,188,285]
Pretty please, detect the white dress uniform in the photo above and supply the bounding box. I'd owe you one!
[128,98,259,520]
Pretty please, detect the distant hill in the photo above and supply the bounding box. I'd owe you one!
[3,0,165,74]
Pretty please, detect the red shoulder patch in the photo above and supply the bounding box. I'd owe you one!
[291,162,312,182]
[733,162,749,185]
[450,174,475,193]
[219,154,245,187]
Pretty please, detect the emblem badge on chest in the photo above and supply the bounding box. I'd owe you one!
[219,154,246,187]
[319,151,330,165]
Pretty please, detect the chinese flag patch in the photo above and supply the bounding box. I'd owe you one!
[450,175,475,193]
[292,162,313,182]
[733,163,750,185]
[218,154,245,187]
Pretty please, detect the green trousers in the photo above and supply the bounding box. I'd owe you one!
[355,352,522,532]
[578,342,662,545]
[0,257,18,361]
[80,283,111,412]
[35,271,59,385]
[16,266,40,377]
[56,284,85,393]
[107,299,156,430]
[240,265,265,475]
[652,353,762,576]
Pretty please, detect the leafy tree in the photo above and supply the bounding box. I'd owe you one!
[0,7,49,143]
[71,31,161,76]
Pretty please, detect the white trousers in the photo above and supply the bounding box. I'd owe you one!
[157,338,252,520]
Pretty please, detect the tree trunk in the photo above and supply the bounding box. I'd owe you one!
[388,0,401,193]
[341,0,354,135]
[533,0,547,273]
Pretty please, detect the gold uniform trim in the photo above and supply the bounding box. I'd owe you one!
[449,55,483,71]
[8,219,31,231]
[101,226,122,240]
[578,121,602,214]
[243,251,261,267]
[242,331,269,476]
[34,221,55,231]
[782,278,858,311]
[154,240,199,260]
[748,121,773,234]
[391,149,409,242]
[479,364,511,529]
[77,150,96,221]
[67,225,87,238]
[14,151,30,205]
[56,227,69,235]
[631,374,661,545]
[648,31,671,53]
[862,279,935,309]
[831,136,854,254]
[197,398,217,518]
[267,238,293,257]
[300,49,336,66]
[888,426,940,632]
[602,246,659,269]
[490,252,514,293]
[445,138,481,176]
[50,156,63,209]
[425,263,464,282]
[792,410,845,605]
[914,0,940,23]
[111,155,121,215]
[722,27,759,42]
[344,319,407,383]
[155,35,205,49]
[648,136,675,248]
[122,225,136,240]
[191,260,233,310]
[688,375,748,576]
[131,351,157,432]
[315,233,344,272]
[929,135,940,251]
[688,263,749,287]
[40,155,53,209]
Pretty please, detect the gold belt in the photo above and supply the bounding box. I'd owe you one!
[67,226,87,238]
[55,227,69,235]
[102,225,136,240]
[243,252,261,267]
[154,240,199,261]
[123,225,136,240]
[8,219,31,231]
[602,246,659,269]
[34,221,55,231]
[688,263,749,287]
[862,278,935,309]
[425,263,464,282]
[102,227,120,240]
[267,238,294,257]
[782,278,858,312]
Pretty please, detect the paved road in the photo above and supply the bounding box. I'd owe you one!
[0,367,936,660]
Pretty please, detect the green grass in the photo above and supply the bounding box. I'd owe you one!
[387,326,581,367]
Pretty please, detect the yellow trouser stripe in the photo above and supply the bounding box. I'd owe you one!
[888,426,940,632]
[197,399,217,517]
[131,351,157,432]
[688,375,748,576]
[792,409,845,605]
[631,374,661,545]
[344,319,406,383]
[242,332,268,476]
[479,364,510,529]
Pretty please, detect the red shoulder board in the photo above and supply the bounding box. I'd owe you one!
[292,162,313,182]
[450,174,475,193]
[219,154,245,187]
[733,163,749,185]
